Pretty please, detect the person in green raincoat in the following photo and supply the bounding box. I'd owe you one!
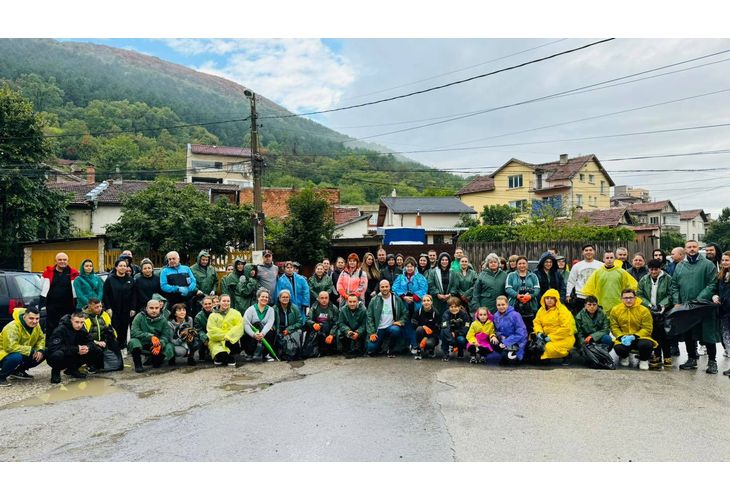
[190,251,219,311]
[128,299,175,373]
[428,252,453,319]
[221,259,257,314]
[73,259,104,311]
[308,263,334,306]
[671,240,720,373]
[448,255,478,313]
[472,253,508,313]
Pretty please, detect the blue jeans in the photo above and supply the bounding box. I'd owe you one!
[0,352,43,380]
[367,325,403,354]
[441,333,467,353]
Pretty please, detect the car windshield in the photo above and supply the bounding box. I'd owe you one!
[13,274,42,300]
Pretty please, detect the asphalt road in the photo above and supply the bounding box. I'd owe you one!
[1,352,729,461]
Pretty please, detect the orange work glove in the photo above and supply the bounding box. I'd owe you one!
[351,331,359,341]
[423,326,433,336]
[369,334,378,343]
[313,323,321,332]
[419,338,427,349]
[150,336,161,356]
[282,330,289,336]
[325,335,334,345]
[518,294,531,304]
[584,335,592,344]
[452,347,459,353]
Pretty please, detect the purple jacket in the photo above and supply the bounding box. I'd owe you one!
[493,306,528,360]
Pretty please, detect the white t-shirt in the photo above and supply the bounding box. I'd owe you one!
[378,295,394,330]
[567,260,603,298]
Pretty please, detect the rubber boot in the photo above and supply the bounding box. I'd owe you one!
[132,349,145,373]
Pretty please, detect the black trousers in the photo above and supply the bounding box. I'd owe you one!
[614,339,654,361]
[46,303,74,336]
[651,314,671,359]
[111,313,131,350]
[47,347,103,372]
[242,330,277,358]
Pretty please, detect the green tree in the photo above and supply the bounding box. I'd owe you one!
[705,208,730,250]
[0,84,71,263]
[105,178,253,260]
[456,213,480,229]
[660,228,686,252]
[480,204,519,225]
[92,135,139,176]
[274,188,336,262]
[12,74,65,112]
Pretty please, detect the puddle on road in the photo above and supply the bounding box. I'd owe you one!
[220,382,273,392]
[2,378,123,409]
[137,390,158,399]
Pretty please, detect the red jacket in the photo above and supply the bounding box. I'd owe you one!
[40,265,80,298]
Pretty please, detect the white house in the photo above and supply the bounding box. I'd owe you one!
[376,196,476,245]
[186,143,253,186]
[679,209,710,245]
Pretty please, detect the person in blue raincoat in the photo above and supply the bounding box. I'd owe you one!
[275,261,310,313]
[392,256,428,351]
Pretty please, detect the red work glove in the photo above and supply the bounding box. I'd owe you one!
[282,330,289,336]
[584,335,593,344]
[369,334,378,343]
[150,336,161,356]
[313,323,321,332]
[419,338,427,349]
[350,331,359,341]
[325,335,334,345]
[423,326,433,336]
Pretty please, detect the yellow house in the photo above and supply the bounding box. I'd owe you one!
[186,143,253,186]
[457,154,615,220]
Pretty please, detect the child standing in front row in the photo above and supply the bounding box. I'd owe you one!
[466,307,495,364]
[441,297,471,361]
[413,294,440,360]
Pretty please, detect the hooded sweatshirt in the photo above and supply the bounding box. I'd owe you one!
[428,252,453,316]
[535,252,565,302]
[133,258,160,313]
[190,250,218,296]
[73,259,104,310]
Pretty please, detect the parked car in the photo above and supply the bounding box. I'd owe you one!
[0,270,46,329]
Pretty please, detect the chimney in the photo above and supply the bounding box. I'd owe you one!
[559,154,568,165]
[415,210,422,227]
[86,165,96,185]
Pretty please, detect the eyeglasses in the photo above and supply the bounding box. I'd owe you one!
[622,297,635,300]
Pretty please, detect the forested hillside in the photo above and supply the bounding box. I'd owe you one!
[0,39,465,202]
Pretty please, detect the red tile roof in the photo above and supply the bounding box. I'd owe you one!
[51,183,93,206]
[574,207,631,227]
[456,175,495,195]
[626,200,675,213]
[679,209,706,221]
[334,206,361,225]
[190,144,252,158]
[535,154,595,182]
[51,180,241,205]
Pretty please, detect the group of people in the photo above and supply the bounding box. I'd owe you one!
[1,240,729,386]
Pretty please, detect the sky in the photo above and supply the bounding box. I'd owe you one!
[66,37,730,217]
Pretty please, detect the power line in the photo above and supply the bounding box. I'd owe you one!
[257,39,615,120]
[337,39,569,104]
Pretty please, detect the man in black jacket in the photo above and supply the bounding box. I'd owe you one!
[46,312,103,384]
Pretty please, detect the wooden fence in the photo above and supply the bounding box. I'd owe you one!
[461,240,656,269]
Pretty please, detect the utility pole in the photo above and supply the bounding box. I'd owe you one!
[245,90,265,251]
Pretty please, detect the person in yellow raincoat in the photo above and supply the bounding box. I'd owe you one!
[609,288,656,370]
[207,294,244,366]
[580,250,637,314]
[532,288,576,361]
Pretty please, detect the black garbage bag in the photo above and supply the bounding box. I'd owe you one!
[581,343,616,370]
[664,301,719,339]
[525,335,546,364]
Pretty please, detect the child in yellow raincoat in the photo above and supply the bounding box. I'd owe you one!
[532,288,576,361]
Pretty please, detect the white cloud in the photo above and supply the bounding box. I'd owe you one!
[165,38,356,112]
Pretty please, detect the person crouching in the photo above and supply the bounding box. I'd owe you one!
[466,306,495,364]
[47,311,103,384]
[412,294,440,360]
[337,294,367,358]
[129,299,175,373]
[441,297,471,361]
[306,291,340,357]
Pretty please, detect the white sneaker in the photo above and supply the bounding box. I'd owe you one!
[639,360,649,371]
[619,357,630,367]
[698,345,707,355]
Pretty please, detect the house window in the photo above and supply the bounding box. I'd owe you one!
[588,174,595,183]
[600,181,606,194]
[579,174,585,182]
[214,161,223,169]
[508,175,523,189]
[191,160,216,170]
[650,216,659,225]
[535,173,543,189]
[432,234,444,244]
[509,199,527,212]
[576,194,583,207]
